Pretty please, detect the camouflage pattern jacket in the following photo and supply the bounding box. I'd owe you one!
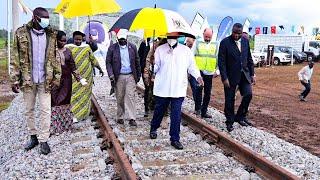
[10,21,61,92]
[143,41,161,87]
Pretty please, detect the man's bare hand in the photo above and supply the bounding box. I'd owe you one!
[12,84,20,93]
[251,76,256,85]
[223,79,230,88]
[197,77,204,87]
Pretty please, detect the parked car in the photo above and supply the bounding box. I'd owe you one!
[275,46,307,63]
[252,52,265,66]
[259,47,292,65]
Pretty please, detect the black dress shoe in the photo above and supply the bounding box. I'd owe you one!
[181,120,188,126]
[150,131,157,139]
[171,141,183,150]
[40,142,51,155]
[144,110,149,117]
[238,121,248,127]
[194,110,201,116]
[117,119,124,124]
[226,124,234,132]
[24,135,39,151]
[129,119,137,127]
[243,119,253,126]
[201,113,212,118]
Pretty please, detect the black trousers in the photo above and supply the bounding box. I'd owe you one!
[194,71,213,115]
[300,80,311,98]
[143,77,154,112]
[224,73,252,125]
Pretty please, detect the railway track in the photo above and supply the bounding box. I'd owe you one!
[90,84,299,180]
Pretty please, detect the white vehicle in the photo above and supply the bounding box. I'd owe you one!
[254,34,320,61]
[255,47,291,66]
[251,52,265,66]
[303,40,320,61]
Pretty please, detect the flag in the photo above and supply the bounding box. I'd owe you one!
[279,25,284,30]
[312,28,319,36]
[298,26,305,34]
[291,25,296,34]
[190,12,205,38]
[201,17,210,33]
[242,18,250,33]
[216,16,233,42]
[255,27,260,34]
[18,0,32,15]
[263,27,268,34]
[300,26,305,34]
[271,26,276,34]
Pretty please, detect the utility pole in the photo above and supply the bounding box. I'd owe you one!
[7,0,11,75]
[12,0,19,32]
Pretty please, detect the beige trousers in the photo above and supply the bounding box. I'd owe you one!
[115,74,136,120]
[23,84,51,142]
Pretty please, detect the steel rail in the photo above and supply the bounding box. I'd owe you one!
[136,85,299,180]
[91,96,137,180]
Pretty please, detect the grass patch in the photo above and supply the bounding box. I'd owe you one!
[0,58,8,80]
[0,101,10,112]
[0,38,6,49]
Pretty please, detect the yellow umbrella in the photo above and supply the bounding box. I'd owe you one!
[55,0,121,18]
[109,7,195,39]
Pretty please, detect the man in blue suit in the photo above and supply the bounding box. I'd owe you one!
[218,23,255,132]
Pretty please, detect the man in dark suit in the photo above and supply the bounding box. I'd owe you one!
[106,29,141,126]
[218,23,256,132]
[138,38,151,117]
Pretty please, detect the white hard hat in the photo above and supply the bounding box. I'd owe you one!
[117,29,128,39]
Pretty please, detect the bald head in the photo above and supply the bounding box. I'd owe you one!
[203,28,213,43]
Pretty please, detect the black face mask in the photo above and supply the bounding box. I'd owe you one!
[118,39,127,46]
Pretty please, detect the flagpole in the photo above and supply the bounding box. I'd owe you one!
[76,17,79,30]
[12,0,19,32]
[59,13,64,31]
[7,0,11,75]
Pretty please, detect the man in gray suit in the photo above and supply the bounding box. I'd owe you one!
[106,29,141,126]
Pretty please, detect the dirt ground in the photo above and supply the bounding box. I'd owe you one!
[205,62,320,157]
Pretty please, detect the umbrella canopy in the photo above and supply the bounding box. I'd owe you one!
[109,7,195,39]
[55,0,121,18]
[82,20,108,43]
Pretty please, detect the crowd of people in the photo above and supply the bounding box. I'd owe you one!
[14,6,298,154]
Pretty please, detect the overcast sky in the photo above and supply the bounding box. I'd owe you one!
[0,0,319,34]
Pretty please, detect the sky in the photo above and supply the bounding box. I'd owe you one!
[0,0,319,34]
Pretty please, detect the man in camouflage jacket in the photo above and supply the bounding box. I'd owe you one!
[10,7,61,155]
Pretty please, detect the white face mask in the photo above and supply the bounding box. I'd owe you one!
[120,45,127,48]
[167,39,178,47]
[38,18,49,29]
[92,35,98,41]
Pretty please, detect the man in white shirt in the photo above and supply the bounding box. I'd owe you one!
[149,32,204,150]
[298,61,314,101]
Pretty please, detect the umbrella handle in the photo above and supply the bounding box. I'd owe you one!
[151,29,155,73]
[88,16,91,36]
